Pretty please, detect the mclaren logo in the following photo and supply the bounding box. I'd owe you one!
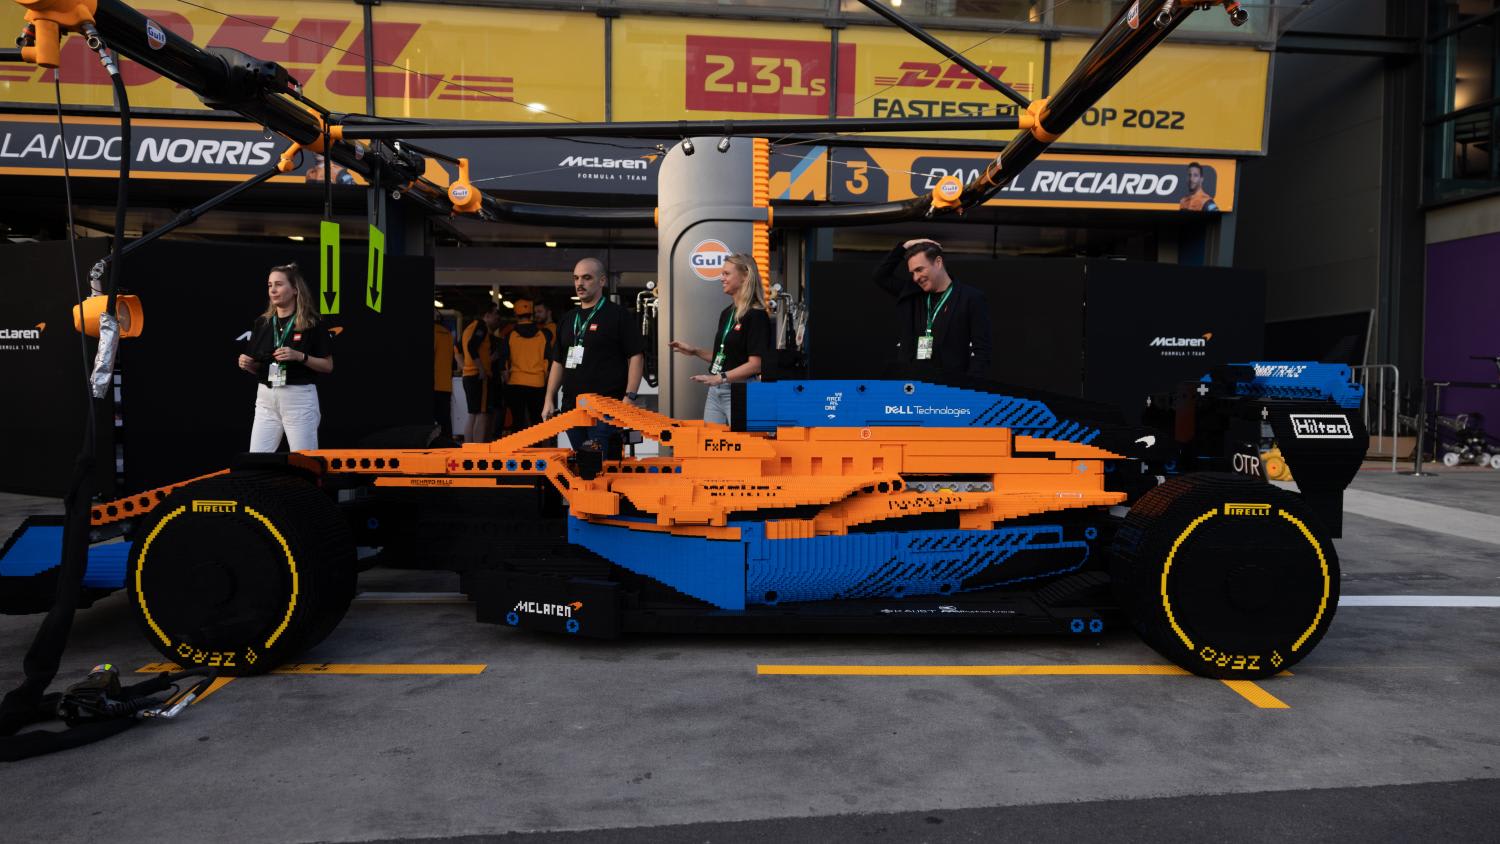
[512,600,583,618]
[557,155,654,182]
[1224,503,1272,517]
[0,323,44,340]
[1149,332,1212,348]
[558,155,651,170]
[191,499,238,513]
[1149,332,1212,358]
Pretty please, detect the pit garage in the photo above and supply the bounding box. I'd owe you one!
[1,0,1498,840]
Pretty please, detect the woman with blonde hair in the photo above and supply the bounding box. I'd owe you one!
[668,252,773,424]
[237,262,335,451]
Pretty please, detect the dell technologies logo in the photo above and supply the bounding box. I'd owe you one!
[1289,414,1353,439]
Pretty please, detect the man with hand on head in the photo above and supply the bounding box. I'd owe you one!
[541,258,645,458]
[871,238,992,378]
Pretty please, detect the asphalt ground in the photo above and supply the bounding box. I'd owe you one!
[1,467,1498,842]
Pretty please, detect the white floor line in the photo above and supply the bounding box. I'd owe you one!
[1338,595,1500,608]
[1342,489,1500,547]
[355,591,469,602]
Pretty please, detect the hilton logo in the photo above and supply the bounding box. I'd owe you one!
[1289,414,1353,439]
[191,500,238,513]
[1224,503,1272,517]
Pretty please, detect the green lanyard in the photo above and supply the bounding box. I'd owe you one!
[714,309,737,358]
[271,315,295,348]
[924,286,953,336]
[572,299,604,344]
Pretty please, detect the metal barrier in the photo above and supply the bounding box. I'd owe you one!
[1352,364,1400,472]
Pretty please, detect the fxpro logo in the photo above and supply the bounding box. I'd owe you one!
[1289,414,1353,440]
[689,239,731,281]
[512,600,583,618]
[1149,332,1212,357]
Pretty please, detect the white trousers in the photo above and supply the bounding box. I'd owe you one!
[250,383,321,452]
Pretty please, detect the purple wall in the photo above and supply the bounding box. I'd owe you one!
[1424,232,1500,431]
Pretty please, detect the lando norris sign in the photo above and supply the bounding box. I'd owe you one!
[0,114,302,182]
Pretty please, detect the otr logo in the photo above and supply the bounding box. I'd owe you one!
[689,239,731,281]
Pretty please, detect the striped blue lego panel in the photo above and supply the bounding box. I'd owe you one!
[744,522,1090,605]
[1205,362,1365,409]
[0,522,129,589]
[568,517,747,610]
[743,381,1100,443]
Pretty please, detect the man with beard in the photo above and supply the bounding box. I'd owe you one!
[541,258,645,458]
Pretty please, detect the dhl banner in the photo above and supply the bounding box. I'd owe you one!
[0,1,603,122]
[840,25,1042,144]
[773,146,1235,212]
[1,6,1264,153]
[1047,38,1268,154]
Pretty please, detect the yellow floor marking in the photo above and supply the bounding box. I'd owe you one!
[139,663,486,675]
[1220,680,1290,709]
[192,676,236,704]
[757,664,1192,676]
[270,663,486,675]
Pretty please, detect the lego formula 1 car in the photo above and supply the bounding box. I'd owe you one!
[0,362,1367,680]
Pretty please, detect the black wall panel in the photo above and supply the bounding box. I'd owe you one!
[0,240,115,497]
[1083,260,1265,422]
[114,240,434,493]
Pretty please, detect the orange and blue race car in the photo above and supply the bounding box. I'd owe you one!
[1,363,1368,680]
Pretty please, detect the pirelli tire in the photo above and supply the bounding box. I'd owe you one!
[1110,473,1339,680]
[127,471,356,675]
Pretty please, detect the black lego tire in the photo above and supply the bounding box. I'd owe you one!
[1109,472,1339,680]
[126,471,355,675]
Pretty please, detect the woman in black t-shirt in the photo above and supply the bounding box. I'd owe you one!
[236,262,334,451]
[668,253,773,424]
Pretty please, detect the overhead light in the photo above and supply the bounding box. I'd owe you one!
[544,241,558,248]
[502,300,515,309]
[892,0,901,6]
[287,235,305,242]
[526,102,547,113]
[433,299,444,308]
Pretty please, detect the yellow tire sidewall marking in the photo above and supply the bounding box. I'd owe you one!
[1161,509,1218,652]
[243,506,299,649]
[135,505,186,647]
[132,503,300,652]
[1277,509,1331,652]
[1160,504,1332,656]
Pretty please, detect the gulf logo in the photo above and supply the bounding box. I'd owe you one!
[689,239,731,281]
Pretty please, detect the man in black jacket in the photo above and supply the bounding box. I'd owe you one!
[871,238,992,378]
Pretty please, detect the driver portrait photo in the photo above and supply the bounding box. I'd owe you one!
[1178,161,1219,211]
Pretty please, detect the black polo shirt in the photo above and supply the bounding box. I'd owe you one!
[872,243,993,377]
[245,315,332,387]
[547,299,645,409]
[711,305,773,375]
